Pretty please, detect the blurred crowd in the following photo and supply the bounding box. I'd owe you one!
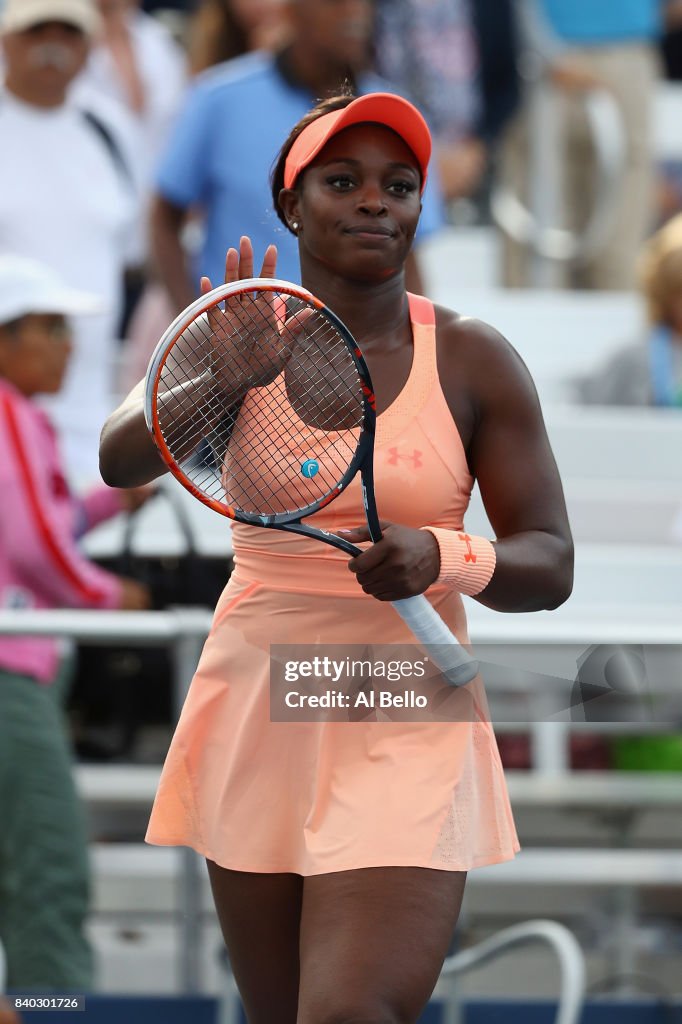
[2,0,682,999]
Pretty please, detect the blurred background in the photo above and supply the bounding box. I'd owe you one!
[1,1,682,1022]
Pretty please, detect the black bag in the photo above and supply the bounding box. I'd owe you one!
[70,491,231,762]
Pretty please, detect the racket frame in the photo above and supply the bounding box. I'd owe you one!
[144,277,378,552]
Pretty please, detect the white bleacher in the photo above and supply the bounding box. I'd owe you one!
[654,82,682,161]
[89,843,682,917]
[419,227,642,405]
[465,407,682,546]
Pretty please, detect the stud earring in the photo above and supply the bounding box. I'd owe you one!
[291,221,299,232]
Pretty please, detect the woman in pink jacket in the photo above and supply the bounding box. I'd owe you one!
[0,254,149,992]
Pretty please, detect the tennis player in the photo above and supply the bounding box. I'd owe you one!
[100,92,573,1024]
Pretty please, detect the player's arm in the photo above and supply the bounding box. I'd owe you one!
[100,378,166,487]
[457,318,574,612]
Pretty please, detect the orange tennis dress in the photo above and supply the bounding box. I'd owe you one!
[146,294,520,873]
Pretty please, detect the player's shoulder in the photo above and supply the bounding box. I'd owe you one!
[433,302,536,391]
[433,303,516,356]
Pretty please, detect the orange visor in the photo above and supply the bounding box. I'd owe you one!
[283,92,432,195]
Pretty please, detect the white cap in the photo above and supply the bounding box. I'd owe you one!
[0,0,101,36]
[0,253,105,324]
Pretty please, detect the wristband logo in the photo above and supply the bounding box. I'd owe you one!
[458,533,477,563]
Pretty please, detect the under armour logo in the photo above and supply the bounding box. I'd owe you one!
[387,448,423,468]
[458,533,477,563]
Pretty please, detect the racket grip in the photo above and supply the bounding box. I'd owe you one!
[391,594,479,687]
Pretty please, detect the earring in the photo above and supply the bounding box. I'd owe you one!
[291,221,299,232]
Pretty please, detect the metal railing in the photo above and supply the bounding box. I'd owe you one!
[439,919,586,1024]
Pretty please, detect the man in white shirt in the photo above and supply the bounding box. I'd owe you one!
[73,0,186,272]
[0,0,139,484]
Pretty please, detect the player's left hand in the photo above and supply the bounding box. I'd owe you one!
[342,521,440,600]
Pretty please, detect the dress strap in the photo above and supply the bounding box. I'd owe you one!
[407,292,436,327]
[375,291,439,442]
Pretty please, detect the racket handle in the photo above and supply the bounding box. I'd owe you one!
[391,595,479,687]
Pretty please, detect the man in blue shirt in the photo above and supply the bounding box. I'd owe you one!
[500,0,668,289]
[151,0,445,311]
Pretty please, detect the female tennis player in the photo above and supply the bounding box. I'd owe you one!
[100,91,573,1024]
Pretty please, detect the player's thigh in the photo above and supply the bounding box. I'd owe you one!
[206,862,303,1024]
[297,865,466,1024]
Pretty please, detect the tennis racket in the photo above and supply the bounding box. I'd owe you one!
[143,278,478,687]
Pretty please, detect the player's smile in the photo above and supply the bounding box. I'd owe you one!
[344,225,396,240]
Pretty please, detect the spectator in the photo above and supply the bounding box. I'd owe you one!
[120,0,281,391]
[73,0,187,332]
[575,214,682,405]
[373,0,520,205]
[188,0,287,75]
[141,0,190,12]
[658,2,682,222]
[0,254,150,992]
[150,0,446,309]
[0,0,139,485]
[74,0,186,227]
[499,0,665,290]
[662,0,682,77]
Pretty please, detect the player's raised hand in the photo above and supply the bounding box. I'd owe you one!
[202,238,288,392]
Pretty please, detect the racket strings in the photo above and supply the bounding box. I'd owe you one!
[155,289,365,517]
[223,316,361,514]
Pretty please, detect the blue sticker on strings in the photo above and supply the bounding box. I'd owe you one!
[301,459,319,478]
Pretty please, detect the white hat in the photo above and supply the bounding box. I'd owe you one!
[0,254,105,324]
[0,0,101,36]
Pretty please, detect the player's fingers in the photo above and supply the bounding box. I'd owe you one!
[347,543,389,575]
[356,579,396,601]
[200,276,213,295]
[224,247,239,283]
[339,520,392,543]
[340,525,372,544]
[239,235,254,279]
[284,305,315,337]
[259,244,278,279]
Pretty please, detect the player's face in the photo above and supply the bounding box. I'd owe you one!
[293,123,422,283]
[2,21,89,102]
[0,314,73,396]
